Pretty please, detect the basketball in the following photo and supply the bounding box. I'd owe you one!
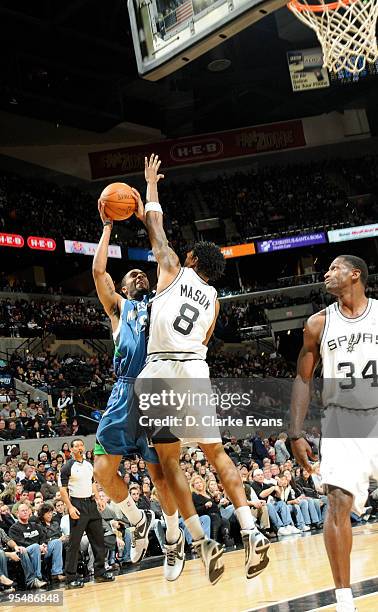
[99,182,138,221]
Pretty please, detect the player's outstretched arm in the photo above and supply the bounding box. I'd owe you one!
[289,312,324,471]
[143,154,180,290]
[92,200,122,321]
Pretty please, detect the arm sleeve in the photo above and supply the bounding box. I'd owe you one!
[59,461,72,488]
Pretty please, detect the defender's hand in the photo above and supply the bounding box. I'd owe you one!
[145,153,164,184]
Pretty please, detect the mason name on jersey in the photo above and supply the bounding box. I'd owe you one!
[180,283,211,310]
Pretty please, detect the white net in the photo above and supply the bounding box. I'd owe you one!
[287,0,378,73]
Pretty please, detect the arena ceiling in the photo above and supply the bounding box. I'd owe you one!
[0,0,377,141]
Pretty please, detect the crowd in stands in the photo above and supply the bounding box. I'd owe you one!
[9,351,114,393]
[1,156,377,256]
[191,160,377,241]
[0,432,375,593]
[0,298,109,339]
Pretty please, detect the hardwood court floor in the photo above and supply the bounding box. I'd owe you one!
[3,523,378,612]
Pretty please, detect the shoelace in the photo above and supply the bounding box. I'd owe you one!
[165,546,177,567]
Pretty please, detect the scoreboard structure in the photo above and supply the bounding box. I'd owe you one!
[128,0,285,80]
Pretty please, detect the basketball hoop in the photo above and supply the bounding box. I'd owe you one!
[287,0,378,73]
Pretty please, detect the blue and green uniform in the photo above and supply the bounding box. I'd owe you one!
[94,294,158,463]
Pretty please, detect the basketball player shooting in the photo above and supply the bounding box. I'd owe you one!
[92,187,184,582]
[136,153,270,585]
[289,255,378,612]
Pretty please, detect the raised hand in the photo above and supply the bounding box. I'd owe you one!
[98,199,113,227]
[145,153,165,184]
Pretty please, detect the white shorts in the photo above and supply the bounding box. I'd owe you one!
[136,359,221,446]
[320,408,378,515]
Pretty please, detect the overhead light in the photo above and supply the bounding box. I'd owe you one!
[207,58,231,72]
[9,97,18,105]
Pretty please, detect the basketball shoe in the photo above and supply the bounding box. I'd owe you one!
[242,529,270,580]
[192,537,224,585]
[164,528,185,581]
[130,509,155,563]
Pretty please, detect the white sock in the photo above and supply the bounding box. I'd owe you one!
[235,506,257,532]
[163,510,180,544]
[335,588,354,606]
[185,514,205,541]
[116,494,143,525]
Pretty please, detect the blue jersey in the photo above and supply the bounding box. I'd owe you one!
[113,295,149,379]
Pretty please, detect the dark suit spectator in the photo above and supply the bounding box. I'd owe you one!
[252,432,269,467]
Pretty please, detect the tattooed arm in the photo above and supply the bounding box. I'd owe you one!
[92,200,122,329]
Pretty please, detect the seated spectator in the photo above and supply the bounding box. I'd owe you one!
[36,503,65,582]
[0,505,17,534]
[0,470,14,492]
[129,462,142,485]
[277,475,310,532]
[251,469,297,536]
[2,520,52,591]
[190,475,233,546]
[21,466,41,494]
[53,499,66,525]
[263,438,275,462]
[9,502,64,583]
[60,442,71,460]
[295,467,326,522]
[43,420,57,438]
[36,462,47,487]
[8,503,47,589]
[224,436,241,463]
[239,466,271,534]
[40,469,59,501]
[0,482,16,506]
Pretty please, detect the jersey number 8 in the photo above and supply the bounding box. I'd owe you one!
[173,303,200,336]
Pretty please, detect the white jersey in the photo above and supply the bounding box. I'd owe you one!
[147,267,217,361]
[320,297,378,410]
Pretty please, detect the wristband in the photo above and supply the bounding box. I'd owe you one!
[145,202,163,214]
[103,220,113,228]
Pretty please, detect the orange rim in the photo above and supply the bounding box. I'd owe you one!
[287,0,354,12]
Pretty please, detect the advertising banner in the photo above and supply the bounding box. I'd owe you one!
[27,236,56,251]
[327,223,378,243]
[257,232,327,253]
[128,247,157,262]
[0,233,24,248]
[64,240,122,258]
[89,119,306,179]
[220,243,255,259]
[0,374,13,387]
[287,48,330,92]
